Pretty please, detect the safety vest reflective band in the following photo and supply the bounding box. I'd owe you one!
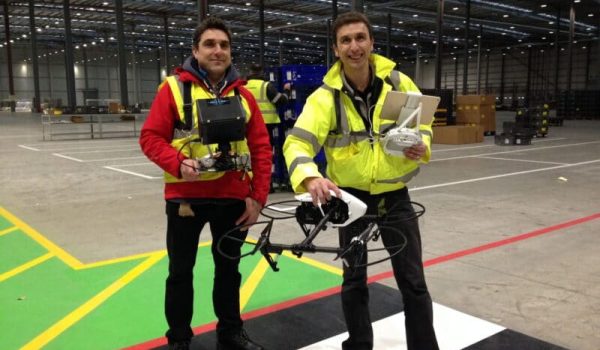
[246,79,280,124]
[164,75,252,183]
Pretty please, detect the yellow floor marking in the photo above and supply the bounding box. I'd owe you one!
[0,207,83,268]
[282,251,343,276]
[239,257,271,311]
[21,252,166,350]
[0,252,54,283]
[0,226,18,237]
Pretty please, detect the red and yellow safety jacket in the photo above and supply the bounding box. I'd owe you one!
[140,67,272,206]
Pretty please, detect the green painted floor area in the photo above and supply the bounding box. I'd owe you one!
[0,208,342,350]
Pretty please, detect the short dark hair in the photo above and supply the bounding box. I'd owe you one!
[332,11,373,46]
[192,16,232,48]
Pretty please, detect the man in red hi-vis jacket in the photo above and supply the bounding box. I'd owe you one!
[139,16,271,350]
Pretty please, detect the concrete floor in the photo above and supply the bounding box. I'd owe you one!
[1,111,599,349]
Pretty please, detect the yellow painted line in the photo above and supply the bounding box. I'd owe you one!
[82,241,211,269]
[21,252,166,350]
[0,226,18,237]
[0,207,83,269]
[282,251,343,276]
[239,257,271,311]
[0,252,54,283]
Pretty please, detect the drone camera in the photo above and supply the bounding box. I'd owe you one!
[295,198,349,225]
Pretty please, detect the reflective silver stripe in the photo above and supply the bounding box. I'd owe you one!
[376,167,420,184]
[255,81,268,103]
[389,70,400,91]
[288,156,314,176]
[420,130,432,139]
[173,128,199,140]
[289,127,321,154]
[272,92,283,104]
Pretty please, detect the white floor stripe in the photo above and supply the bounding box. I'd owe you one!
[431,140,600,162]
[52,153,84,162]
[431,137,566,153]
[103,166,161,179]
[412,158,600,192]
[18,145,40,151]
[300,303,505,350]
[475,156,568,165]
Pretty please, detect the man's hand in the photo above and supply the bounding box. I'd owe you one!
[403,142,426,161]
[235,197,262,231]
[303,177,342,206]
[283,82,291,91]
[180,159,200,181]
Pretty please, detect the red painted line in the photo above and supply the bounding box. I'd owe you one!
[368,211,600,283]
[124,212,600,349]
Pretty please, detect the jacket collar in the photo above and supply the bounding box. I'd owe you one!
[323,53,396,90]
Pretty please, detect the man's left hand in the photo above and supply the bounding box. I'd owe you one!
[235,197,262,231]
[403,142,426,161]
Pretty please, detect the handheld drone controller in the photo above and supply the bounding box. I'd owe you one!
[294,190,367,227]
[381,93,423,157]
[196,152,250,172]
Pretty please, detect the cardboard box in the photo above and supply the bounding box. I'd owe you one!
[108,102,120,113]
[456,104,482,124]
[456,94,496,105]
[432,125,483,145]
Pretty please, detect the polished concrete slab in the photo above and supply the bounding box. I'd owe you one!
[1,111,599,349]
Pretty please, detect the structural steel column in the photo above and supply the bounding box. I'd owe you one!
[526,47,532,107]
[462,0,470,95]
[352,0,364,13]
[415,31,421,85]
[553,7,560,100]
[156,48,161,85]
[115,0,128,106]
[485,53,490,94]
[63,0,77,109]
[454,57,458,104]
[28,0,41,112]
[259,0,265,68]
[326,19,332,68]
[386,14,391,58]
[83,47,89,90]
[163,14,171,75]
[499,53,505,105]
[198,0,208,23]
[278,31,283,66]
[3,1,15,111]
[332,0,338,21]
[566,4,575,92]
[435,0,444,91]
[476,24,482,94]
[584,43,591,90]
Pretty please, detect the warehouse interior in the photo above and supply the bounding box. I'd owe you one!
[1,1,599,350]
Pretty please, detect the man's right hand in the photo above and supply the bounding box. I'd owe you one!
[303,177,342,206]
[180,158,200,181]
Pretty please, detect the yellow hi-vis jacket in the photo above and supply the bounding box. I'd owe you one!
[283,54,433,194]
[163,75,252,183]
[246,79,280,124]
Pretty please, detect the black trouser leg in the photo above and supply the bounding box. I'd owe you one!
[164,202,206,343]
[339,220,373,350]
[381,190,439,350]
[209,201,247,339]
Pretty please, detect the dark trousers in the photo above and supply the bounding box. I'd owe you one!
[339,187,439,350]
[164,200,247,344]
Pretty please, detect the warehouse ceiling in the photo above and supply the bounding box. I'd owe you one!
[1,0,599,69]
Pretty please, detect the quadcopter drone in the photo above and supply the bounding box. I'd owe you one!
[217,189,425,271]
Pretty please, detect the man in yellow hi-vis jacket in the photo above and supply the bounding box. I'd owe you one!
[283,11,439,350]
[246,64,291,191]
